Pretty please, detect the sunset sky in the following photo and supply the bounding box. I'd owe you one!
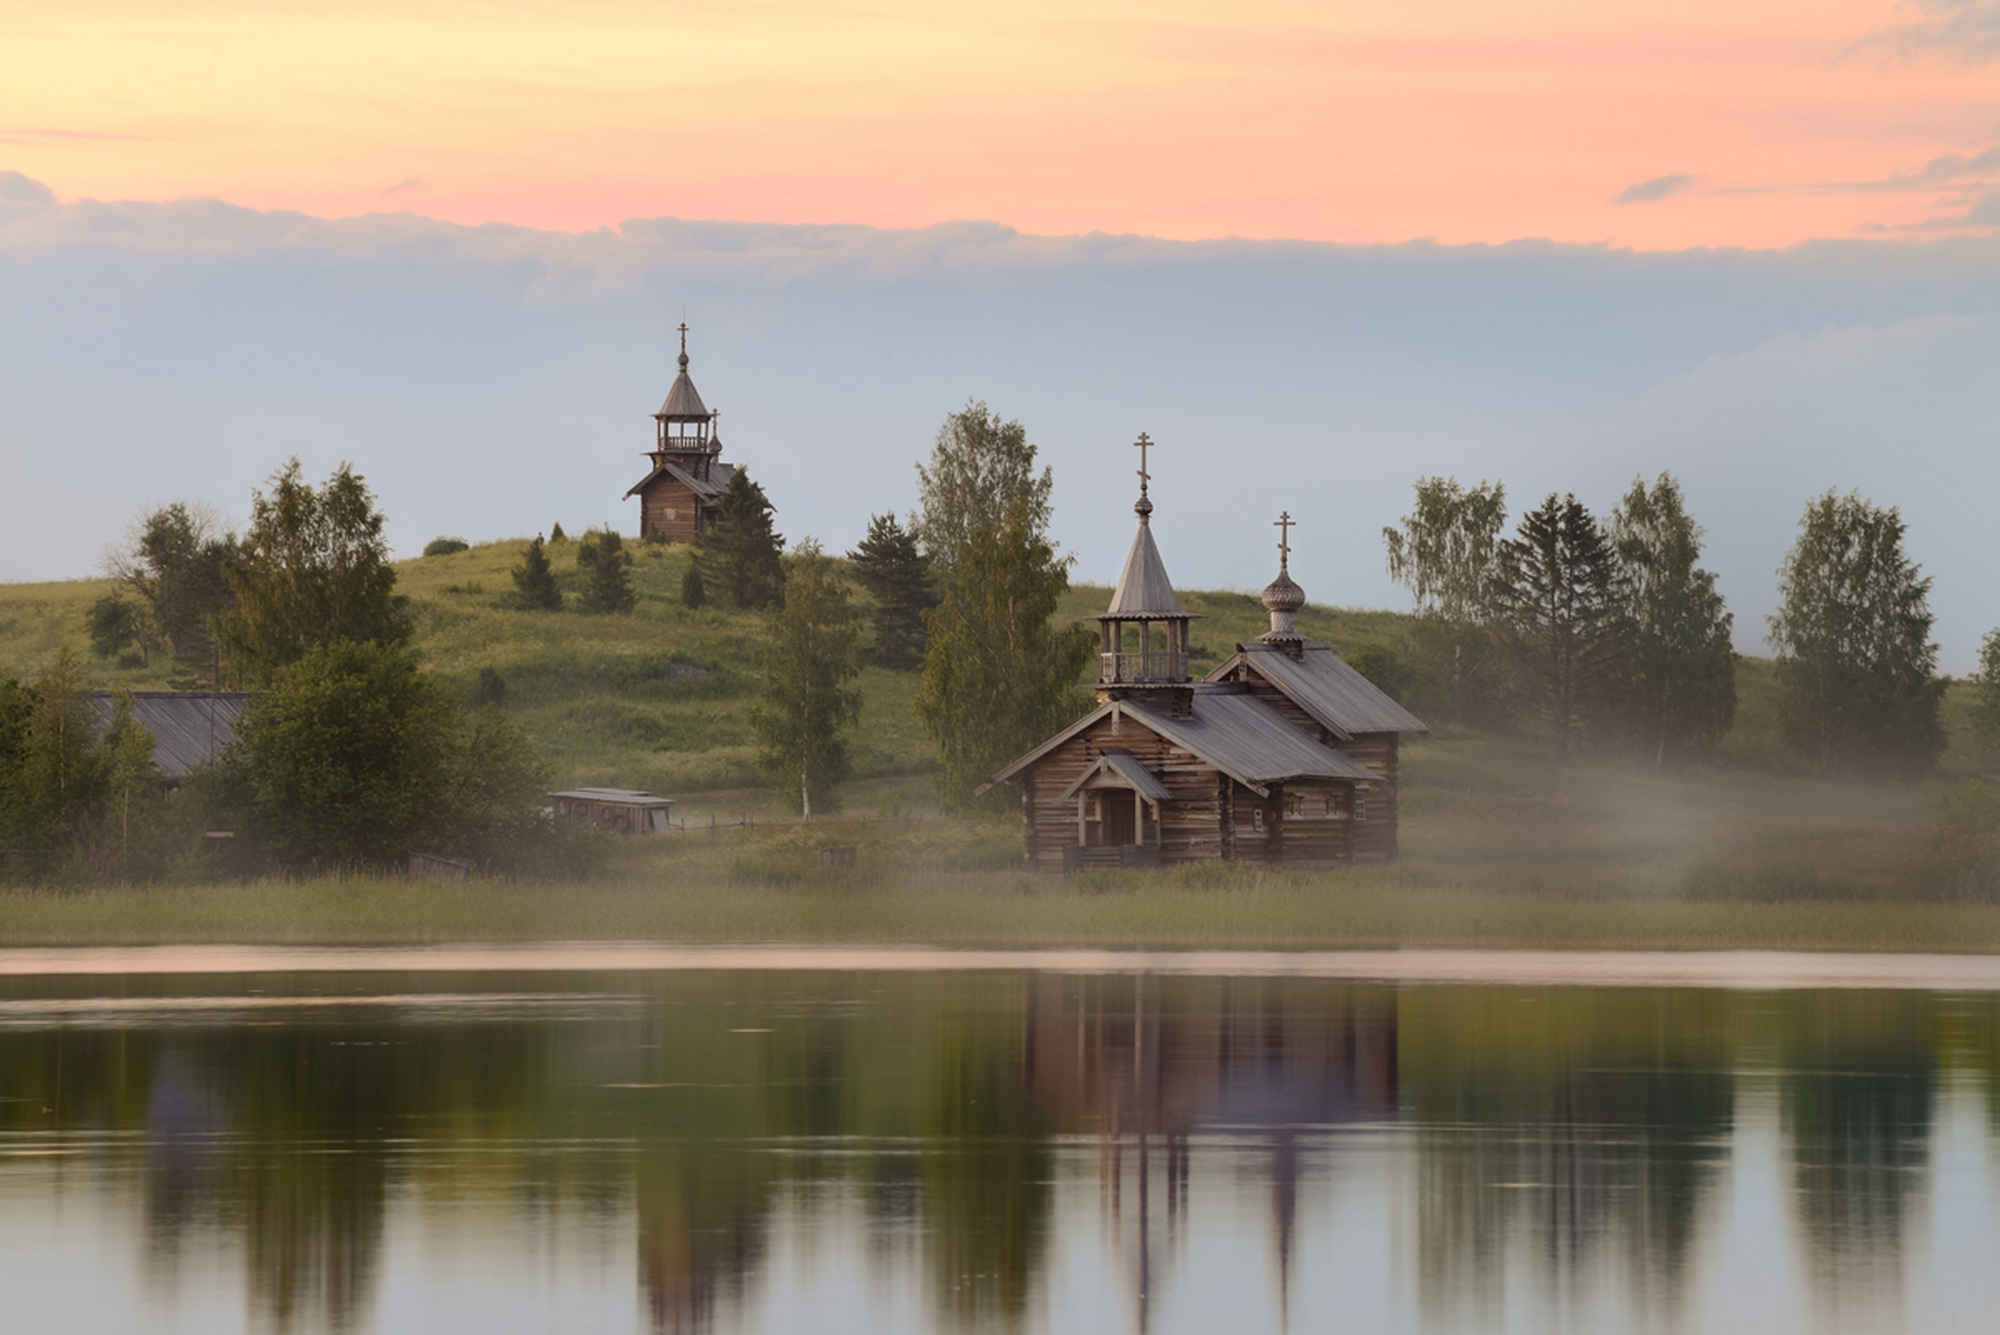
[7,0,1998,247]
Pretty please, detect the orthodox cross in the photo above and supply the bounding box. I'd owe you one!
[1134,432,1153,495]
[677,321,689,357]
[1275,511,1295,568]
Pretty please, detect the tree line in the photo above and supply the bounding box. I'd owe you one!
[1380,475,1986,777]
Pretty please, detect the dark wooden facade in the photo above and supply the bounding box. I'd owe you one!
[987,453,1425,873]
[624,324,737,543]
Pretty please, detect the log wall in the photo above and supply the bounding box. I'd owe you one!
[638,476,703,544]
[1021,711,1228,873]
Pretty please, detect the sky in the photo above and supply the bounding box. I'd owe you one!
[2,0,1998,669]
[6,0,2000,248]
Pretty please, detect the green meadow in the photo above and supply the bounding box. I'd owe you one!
[2,537,1995,949]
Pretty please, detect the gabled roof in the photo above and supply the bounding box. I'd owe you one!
[1208,642,1429,737]
[982,685,1383,797]
[656,370,709,420]
[1100,519,1187,619]
[87,691,250,781]
[550,787,674,807]
[624,458,734,502]
[1124,690,1384,789]
[1060,749,1174,803]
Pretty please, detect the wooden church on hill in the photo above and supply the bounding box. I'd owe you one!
[624,323,738,543]
[985,435,1427,872]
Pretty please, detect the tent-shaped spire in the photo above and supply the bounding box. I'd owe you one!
[655,322,712,422]
[1101,433,1184,618]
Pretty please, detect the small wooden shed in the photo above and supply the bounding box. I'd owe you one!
[550,787,676,834]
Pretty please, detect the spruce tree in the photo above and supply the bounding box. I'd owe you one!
[1490,493,1627,759]
[694,470,784,610]
[512,536,563,611]
[575,528,636,614]
[848,513,936,670]
[681,563,706,609]
[549,522,566,542]
[1975,630,2000,761]
[1608,473,1736,766]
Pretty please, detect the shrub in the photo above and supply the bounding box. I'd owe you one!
[474,667,508,708]
[682,564,706,609]
[424,537,470,557]
[576,528,636,614]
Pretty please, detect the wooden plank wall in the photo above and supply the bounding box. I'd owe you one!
[639,478,701,544]
[1212,662,1404,864]
[1022,712,1228,872]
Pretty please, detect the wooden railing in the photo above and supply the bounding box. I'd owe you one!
[1099,650,1186,683]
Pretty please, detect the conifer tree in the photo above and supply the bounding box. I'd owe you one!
[1608,473,1736,767]
[1490,493,1627,759]
[512,536,563,611]
[1769,490,1944,774]
[549,522,567,542]
[694,470,784,610]
[575,528,636,614]
[681,563,706,610]
[751,542,863,817]
[848,513,936,670]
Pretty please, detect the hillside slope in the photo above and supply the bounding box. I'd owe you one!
[0,538,1983,798]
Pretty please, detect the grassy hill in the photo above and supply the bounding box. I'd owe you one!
[0,535,1986,808]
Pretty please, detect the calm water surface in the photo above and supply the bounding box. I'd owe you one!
[2,957,1997,1334]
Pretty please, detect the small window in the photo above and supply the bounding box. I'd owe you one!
[1323,793,1338,817]
[1285,792,1306,818]
[1251,808,1265,832]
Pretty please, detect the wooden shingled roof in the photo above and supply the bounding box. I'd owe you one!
[87,691,250,781]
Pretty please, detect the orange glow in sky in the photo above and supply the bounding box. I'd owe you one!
[6,0,1997,248]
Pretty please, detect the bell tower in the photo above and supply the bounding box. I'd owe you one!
[650,321,721,480]
[1094,433,1197,716]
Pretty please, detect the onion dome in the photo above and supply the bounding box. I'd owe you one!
[1257,511,1307,646]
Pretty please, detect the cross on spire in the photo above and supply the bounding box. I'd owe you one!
[1275,511,1295,568]
[1133,432,1153,495]
[677,320,690,369]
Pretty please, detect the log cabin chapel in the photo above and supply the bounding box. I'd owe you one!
[624,323,736,543]
[985,434,1427,872]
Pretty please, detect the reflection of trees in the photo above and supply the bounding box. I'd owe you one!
[1400,987,1736,1324]
[1779,992,1937,1320]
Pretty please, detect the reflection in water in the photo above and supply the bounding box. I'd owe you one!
[0,971,1997,1332]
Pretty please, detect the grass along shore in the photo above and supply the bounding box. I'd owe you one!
[3,735,1995,951]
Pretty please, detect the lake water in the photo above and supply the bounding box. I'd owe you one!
[3,950,1998,1334]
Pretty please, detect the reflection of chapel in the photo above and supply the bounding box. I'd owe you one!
[986,435,1427,872]
[624,324,737,543]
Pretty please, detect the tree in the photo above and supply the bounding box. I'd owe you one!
[1490,493,1627,759]
[0,652,110,880]
[549,522,567,542]
[103,693,161,870]
[575,528,636,613]
[213,641,546,871]
[512,536,563,611]
[85,595,147,664]
[216,460,412,684]
[107,501,235,681]
[916,493,1095,806]
[1768,490,1945,775]
[694,470,784,610]
[1975,630,2000,763]
[1381,477,1510,723]
[1608,474,1736,766]
[849,513,937,670]
[913,401,1052,580]
[681,563,706,609]
[751,541,863,817]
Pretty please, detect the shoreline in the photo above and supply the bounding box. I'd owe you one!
[7,942,2000,990]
